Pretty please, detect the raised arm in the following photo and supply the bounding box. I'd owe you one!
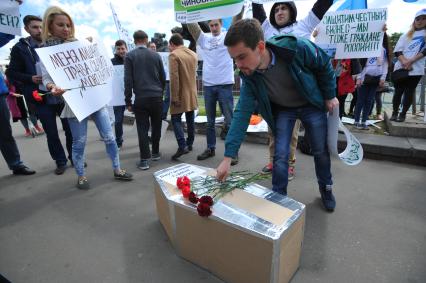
[185,23,202,43]
[252,3,267,24]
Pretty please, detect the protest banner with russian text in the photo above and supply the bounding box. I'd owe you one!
[315,8,387,59]
[251,0,311,3]
[36,40,114,121]
[109,65,125,106]
[175,0,244,23]
[0,0,21,36]
[158,52,170,81]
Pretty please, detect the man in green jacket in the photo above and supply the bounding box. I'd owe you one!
[216,19,339,212]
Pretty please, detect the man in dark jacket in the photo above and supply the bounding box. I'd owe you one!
[124,30,165,170]
[216,19,339,212]
[0,30,35,175]
[6,15,72,175]
[111,39,127,149]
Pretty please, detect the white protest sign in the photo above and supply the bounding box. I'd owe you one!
[158,52,170,81]
[156,163,206,185]
[315,8,387,59]
[0,1,21,36]
[36,40,114,121]
[109,65,125,106]
[175,0,244,23]
[328,108,363,166]
[246,119,268,132]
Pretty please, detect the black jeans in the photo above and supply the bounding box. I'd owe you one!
[337,94,348,119]
[0,95,25,170]
[392,75,422,114]
[36,103,72,166]
[171,111,195,150]
[134,97,162,160]
[113,105,125,147]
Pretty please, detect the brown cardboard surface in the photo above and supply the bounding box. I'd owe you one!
[221,189,294,226]
[175,205,273,283]
[154,182,175,246]
[278,211,305,283]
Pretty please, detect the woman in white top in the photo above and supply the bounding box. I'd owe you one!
[391,9,426,122]
[354,34,390,130]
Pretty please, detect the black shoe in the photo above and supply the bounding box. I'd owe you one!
[13,166,36,175]
[114,169,133,181]
[319,185,336,212]
[197,148,215,160]
[389,112,398,121]
[187,145,193,151]
[396,113,406,122]
[55,165,67,175]
[76,177,90,190]
[151,153,161,161]
[230,156,239,166]
[172,148,189,161]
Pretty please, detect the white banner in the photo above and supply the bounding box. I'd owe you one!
[109,65,125,106]
[0,1,21,36]
[315,8,387,59]
[158,52,170,81]
[36,40,114,121]
[175,0,244,23]
[328,108,363,166]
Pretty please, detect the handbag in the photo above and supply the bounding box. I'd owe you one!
[363,74,381,86]
[391,69,409,84]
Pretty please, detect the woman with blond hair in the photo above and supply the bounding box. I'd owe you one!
[391,9,426,122]
[40,6,132,189]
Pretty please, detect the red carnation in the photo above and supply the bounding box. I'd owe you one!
[188,192,199,204]
[182,186,191,198]
[176,176,190,190]
[32,90,43,102]
[199,195,213,206]
[197,202,212,217]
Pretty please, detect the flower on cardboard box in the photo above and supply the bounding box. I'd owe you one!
[32,90,43,102]
[197,202,212,217]
[177,171,269,218]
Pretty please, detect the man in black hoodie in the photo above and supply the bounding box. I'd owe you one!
[7,15,72,175]
[111,39,127,149]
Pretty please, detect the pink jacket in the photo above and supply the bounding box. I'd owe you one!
[5,82,22,119]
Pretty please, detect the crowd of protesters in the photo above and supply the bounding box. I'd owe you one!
[1,1,425,212]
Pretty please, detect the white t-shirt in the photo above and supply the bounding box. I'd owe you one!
[394,30,426,76]
[262,10,321,40]
[197,32,234,86]
[359,47,389,81]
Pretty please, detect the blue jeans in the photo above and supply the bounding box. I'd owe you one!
[113,105,125,147]
[0,95,24,170]
[204,84,233,149]
[171,111,195,150]
[355,84,378,123]
[36,103,72,166]
[67,107,120,177]
[273,106,332,195]
[162,82,170,120]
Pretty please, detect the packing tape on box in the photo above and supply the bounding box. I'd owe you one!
[328,107,363,165]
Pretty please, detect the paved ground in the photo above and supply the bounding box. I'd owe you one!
[1,120,425,283]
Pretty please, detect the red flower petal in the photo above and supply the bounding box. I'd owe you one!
[176,176,191,190]
[182,186,191,198]
[197,203,212,217]
[188,192,198,204]
[199,195,213,206]
[32,90,42,102]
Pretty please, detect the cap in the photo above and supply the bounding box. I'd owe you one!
[415,8,426,19]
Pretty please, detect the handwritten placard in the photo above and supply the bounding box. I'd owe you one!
[36,40,114,121]
[315,8,387,59]
[0,0,21,36]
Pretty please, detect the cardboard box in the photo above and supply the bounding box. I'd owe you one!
[153,164,305,283]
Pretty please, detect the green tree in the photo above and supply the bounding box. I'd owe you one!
[389,32,402,50]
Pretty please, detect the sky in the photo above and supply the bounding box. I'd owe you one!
[1,0,425,62]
